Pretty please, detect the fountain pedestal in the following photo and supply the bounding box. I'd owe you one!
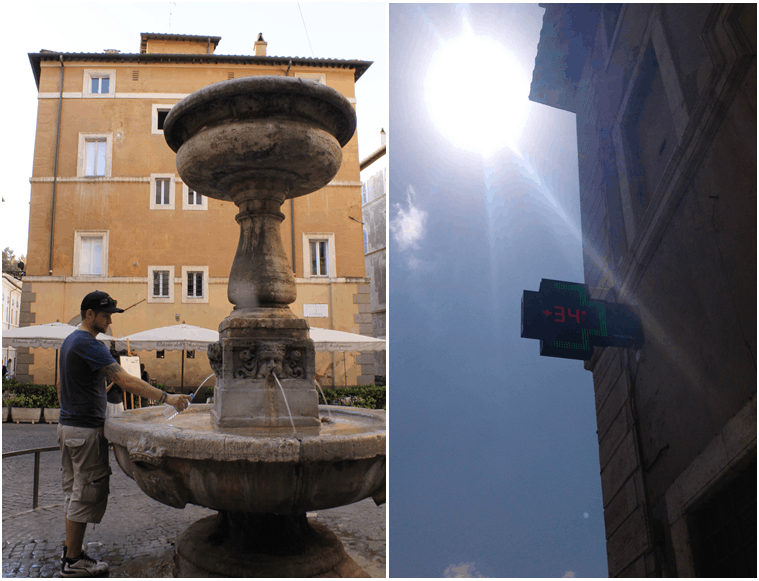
[176,513,368,578]
[209,312,319,429]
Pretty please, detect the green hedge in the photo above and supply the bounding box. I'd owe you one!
[2,379,59,408]
[2,379,387,411]
[317,385,385,410]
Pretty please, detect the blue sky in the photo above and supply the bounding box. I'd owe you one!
[388,4,608,577]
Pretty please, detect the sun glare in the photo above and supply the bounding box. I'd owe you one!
[425,21,531,159]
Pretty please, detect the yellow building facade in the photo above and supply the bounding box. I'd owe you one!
[20,33,375,389]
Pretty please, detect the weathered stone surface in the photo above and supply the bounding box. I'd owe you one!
[600,430,639,502]
[164,76,355,202]
[105,405,385,514]
[176,515,367,578]
[605,506,650,577]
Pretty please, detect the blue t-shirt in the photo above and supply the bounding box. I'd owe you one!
[59,330,117,428]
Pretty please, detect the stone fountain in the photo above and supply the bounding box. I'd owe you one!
[104,76,385,577]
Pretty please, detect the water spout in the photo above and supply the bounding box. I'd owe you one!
[163,373,216,422]
[314,379,333,422]
[272,371,297,436]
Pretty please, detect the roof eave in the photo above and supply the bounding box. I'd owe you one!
[28,52,373,88]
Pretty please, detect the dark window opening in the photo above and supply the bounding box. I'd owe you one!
[689,458,757,578]
[157,110,169,130]
[156,350,165,359]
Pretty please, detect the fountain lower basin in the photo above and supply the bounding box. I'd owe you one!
[104,404,386,515]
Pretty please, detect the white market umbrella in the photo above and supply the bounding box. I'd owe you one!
[119,324,385,389]
[120,324,220,388]
[120,324,218,352]
[119,324,386,353]
[2,322,119,349]
[2,322,119,387]
[308,327,385,352]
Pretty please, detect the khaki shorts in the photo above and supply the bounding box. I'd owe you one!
[57,424,112,524]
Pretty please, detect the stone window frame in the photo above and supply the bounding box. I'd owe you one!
[73,230,109,277]
[151,103,174,135]
[147,265,175,303]
[150,174,176,210]
[181,183,208,211]
[181,266,209,304]
[294,72,326,85]
[82,69,116,98]
[665,396,756,577]
[302,233,336,279]
[611,10,688,248]
[601,5,627,69]
[77,133,113,178]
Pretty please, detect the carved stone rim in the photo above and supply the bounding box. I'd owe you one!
[163,75,357,153]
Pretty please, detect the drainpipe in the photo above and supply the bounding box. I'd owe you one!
[290,198,296,273]
[49,55,65,276]
[285,59,292,77]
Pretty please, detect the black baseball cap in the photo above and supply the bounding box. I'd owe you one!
[81,291,125,313]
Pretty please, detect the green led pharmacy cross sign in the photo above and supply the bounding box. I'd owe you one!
[521,278,644,361]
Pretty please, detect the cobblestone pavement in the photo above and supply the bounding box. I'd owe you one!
[2,422,385,577]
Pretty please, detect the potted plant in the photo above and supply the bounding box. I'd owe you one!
[42,385,61,424]
[7,392,43,424]
[2,391,12,422]
[205,385,214,404]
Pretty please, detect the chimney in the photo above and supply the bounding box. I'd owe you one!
[380,128,386,147]
[254,33,267,57]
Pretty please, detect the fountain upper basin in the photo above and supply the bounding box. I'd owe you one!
[163,75,357,202]
[104,404,385,515]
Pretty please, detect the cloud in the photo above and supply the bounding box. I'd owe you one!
[443,562,486,578]
[390,185,427,252]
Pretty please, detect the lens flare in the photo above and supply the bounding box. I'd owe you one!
[425,19,531,158]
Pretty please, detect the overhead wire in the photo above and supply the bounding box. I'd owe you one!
[297,3,315,57]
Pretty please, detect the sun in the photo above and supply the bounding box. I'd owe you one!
[425,20,531,159]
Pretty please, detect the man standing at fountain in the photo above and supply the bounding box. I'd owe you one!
[58,290,192,577]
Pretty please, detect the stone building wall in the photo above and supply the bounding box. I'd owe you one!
[530,4,756,577]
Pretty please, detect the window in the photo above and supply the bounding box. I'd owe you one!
[91,76,109,94]
[83,69,115,97]
[188,271,203,297]
[147,266,174,303]
[150,174,175,209]
[302,233,336,278]
[155,179,170,205]
[74,231,108,277]
[182,184,207,210]
[310,240,328,276]
[81,237,103,275]
[77,133,112,177]
[152,104,174,134]
[84,139,107,177]
[689,459,757,578]
[153,270,170,297]
[188,189,202,206]
[182,266,209,303]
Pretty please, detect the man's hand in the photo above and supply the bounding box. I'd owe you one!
[167,393,193,412]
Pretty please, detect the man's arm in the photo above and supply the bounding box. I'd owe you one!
[102,363,191,411]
